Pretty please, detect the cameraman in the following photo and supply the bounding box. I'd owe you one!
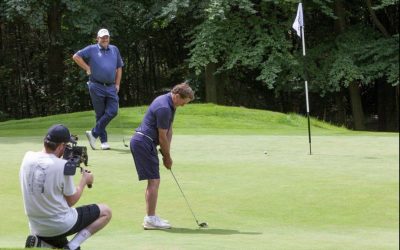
[20,124,112,249]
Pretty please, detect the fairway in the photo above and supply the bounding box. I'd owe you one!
[0,106,398,249]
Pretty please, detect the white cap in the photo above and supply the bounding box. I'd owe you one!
[97,28,110,37]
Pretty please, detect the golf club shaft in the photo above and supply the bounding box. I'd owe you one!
[170,169,200,225]
[117,109,129,147]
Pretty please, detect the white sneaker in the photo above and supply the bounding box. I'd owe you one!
[85,131,96,150]
[143,216,171,230]
[101,142,110,150]
[155,215,169,224]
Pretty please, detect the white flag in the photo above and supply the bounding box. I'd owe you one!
[292,3,304,37]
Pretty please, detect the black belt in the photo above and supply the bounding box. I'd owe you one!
[92,81,113,86]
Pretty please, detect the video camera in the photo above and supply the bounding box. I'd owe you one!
[62,135,92,188]
[63,135,88,166]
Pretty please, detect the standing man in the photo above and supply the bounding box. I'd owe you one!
[20,124,112,249]
[73,28,124,150]
[130,83,194,229]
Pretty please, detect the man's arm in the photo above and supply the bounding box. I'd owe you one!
[72,54,91,76]
[115,67,122,92]
[158,128,172,169]
[167,127,172,145]
[64,171,93,207]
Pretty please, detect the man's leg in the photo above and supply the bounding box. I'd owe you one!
[67,204,112,250]
[85,204,112,234]
[131,139,169,229]
[88,83,106,140]
[143,179,171,229]
[146,179,160,216]
[96,87,119,143]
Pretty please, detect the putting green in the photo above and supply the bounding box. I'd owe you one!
[0,133,398,250]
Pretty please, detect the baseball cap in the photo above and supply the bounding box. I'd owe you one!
[97,28,110,38]
[45,124,76,144]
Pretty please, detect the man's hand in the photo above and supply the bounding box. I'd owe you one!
[82,169,93,187]
[162,156,173,169]
[72,54,91,76]
[65,169,93,207]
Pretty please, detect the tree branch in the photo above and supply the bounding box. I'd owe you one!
[365,0,390,37]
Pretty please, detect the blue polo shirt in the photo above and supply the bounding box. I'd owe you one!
[136,93,175,145]
[76,44,124,84]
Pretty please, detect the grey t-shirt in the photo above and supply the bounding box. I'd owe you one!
[19,151,77,237]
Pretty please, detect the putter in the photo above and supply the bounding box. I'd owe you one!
[170,169,208,228]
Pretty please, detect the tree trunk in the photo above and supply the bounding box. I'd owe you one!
[217,72,227,105]
[334,91,347,125]
[47,0,65,113]
[396,85,399,130]
[348,82,365,130]
[335,0,366,130]
[205,63,218,103]
[334,0,346,33]
[378,81,399,131]
[205,62,226,104]
[366,0,398,131]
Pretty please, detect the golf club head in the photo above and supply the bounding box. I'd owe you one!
[198,222,208,228]
[122,138,129,147]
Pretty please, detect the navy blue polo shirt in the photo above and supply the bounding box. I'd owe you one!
[136,93,175,145]
[76,44,124,84]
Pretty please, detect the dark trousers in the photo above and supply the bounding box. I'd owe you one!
[88,82,119,143]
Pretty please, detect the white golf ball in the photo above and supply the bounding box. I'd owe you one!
[264,151,267,154]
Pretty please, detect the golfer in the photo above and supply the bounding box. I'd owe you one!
[130,83,194,229]
[73,28,124,150]
[20,124,112,249]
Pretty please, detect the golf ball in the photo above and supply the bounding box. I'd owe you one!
[264,151,267,154]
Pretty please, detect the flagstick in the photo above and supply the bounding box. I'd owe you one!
[300,22,312,155]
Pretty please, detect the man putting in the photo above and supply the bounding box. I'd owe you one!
[130,83,194,229]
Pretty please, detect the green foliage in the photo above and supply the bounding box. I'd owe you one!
[0,0,398,131]
[373,0,399,9]
[311,0,335,16]
[307,25,399,95]
[3,0,47,28]
[356,34,399,85]
[187,1,295,89]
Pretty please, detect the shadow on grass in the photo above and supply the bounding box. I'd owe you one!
[308,153,382,160]
[161,227,261,235]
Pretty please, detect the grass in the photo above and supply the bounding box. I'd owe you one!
[0,104,353,137]
[0,104,398,250]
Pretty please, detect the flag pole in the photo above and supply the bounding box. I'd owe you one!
[293,1,312,155]
[300,26,311,155]
[301,17,312,155]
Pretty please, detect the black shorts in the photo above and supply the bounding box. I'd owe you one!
[39,204,100,248]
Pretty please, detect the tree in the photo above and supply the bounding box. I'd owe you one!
[306,0,398,130]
